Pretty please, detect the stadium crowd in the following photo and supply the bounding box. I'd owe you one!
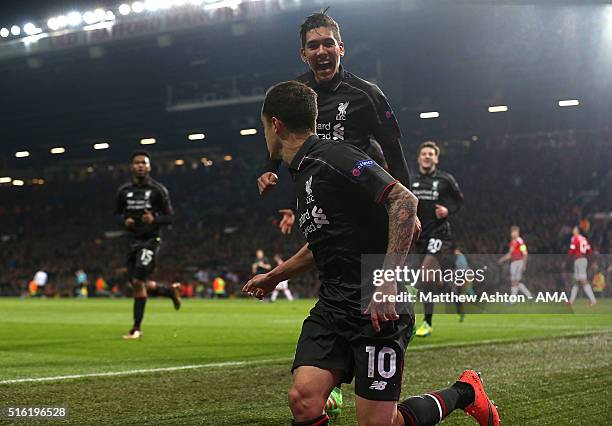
[1,131,610,298]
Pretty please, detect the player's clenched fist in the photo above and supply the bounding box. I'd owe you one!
[257,172,279,196]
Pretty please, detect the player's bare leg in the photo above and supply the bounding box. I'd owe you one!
[356,397,403,425]
[289,366,342,424]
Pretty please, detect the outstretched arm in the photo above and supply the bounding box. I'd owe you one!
[243,244,315,300]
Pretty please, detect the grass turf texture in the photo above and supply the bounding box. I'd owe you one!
[1,298,611,425]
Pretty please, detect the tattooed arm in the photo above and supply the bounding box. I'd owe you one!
[385,183,420,263]
[369,183,420,332]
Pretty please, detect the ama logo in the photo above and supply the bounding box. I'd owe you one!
[352,159,375,177]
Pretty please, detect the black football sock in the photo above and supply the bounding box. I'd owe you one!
[452,381,475,409]
[291,414,329,426]
[398,382,474,426]
[424,302,434,326]
[456,301,464,315]
[133,297,147,329]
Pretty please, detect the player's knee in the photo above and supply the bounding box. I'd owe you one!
[132,280,146,295]
[288,384,324,420]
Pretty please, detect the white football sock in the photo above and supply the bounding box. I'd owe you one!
[284,289,294,301]
[518,283,532,298]
[569,285,579,304]
[583,284,597,304]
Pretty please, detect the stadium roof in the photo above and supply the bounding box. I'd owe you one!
[1,0,611,173]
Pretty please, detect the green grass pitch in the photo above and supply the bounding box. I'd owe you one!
[1,298,611,425]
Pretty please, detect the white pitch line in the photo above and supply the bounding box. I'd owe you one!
[3,329,610,385]
[0,357,290,385]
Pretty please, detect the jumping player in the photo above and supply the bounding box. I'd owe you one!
[257,11,413,409]
[115,151,181,340]
[257,11,411,233]
[568,226,596,306]
[498,226,533,299]
[411,141,464,337]
[244,81,498,426]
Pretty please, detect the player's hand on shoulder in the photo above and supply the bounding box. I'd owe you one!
[124,217,136,228]
[257,172,279,196]
[242,273,277,300]
[142,210,154,224]
[279,209,295,235]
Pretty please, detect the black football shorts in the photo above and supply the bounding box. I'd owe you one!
[126,239,160,281]
[292,302,414,401]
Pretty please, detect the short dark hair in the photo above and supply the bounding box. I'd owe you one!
[262,81,318,132]
[131,150,151,162]
[300,10,341,48]
[418,141,440,156]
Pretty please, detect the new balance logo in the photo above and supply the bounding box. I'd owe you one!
[311,206,329,228]
[369,381,387,391]
[333,123,344,141]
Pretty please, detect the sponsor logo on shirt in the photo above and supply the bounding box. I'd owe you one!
[317,122,332,140]
[300,205,330,239]
[332,123,344,141]
[126,189,153,210]
[311,206,329,228]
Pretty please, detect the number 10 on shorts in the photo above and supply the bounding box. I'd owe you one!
[366,346,397,379]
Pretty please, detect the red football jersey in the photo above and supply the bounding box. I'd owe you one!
[569,234,591,258]
[509,237,527,261]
